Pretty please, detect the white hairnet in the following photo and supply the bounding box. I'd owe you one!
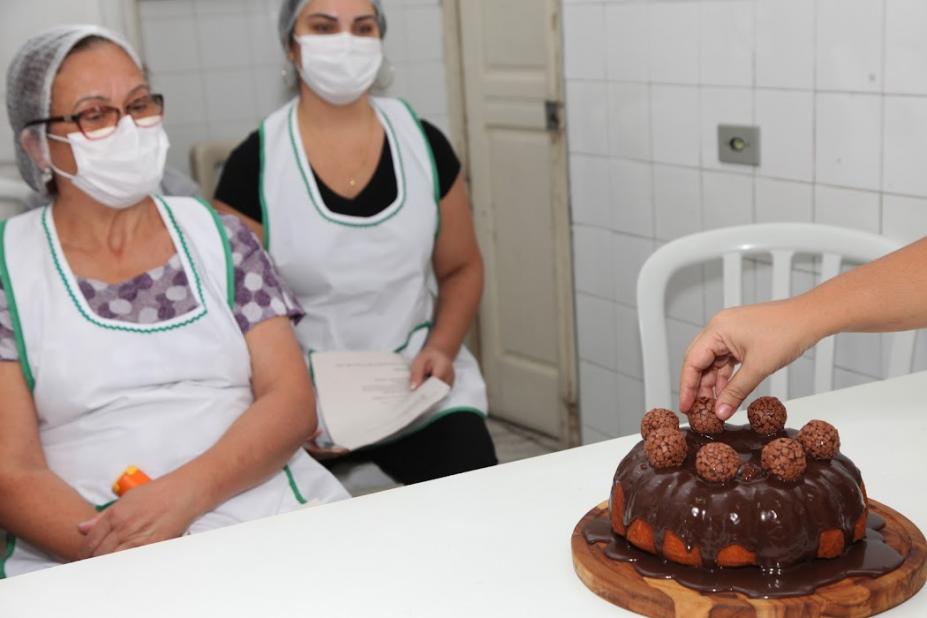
[278,0,387,51]
[5,25,143,194]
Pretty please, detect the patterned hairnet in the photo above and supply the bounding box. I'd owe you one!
[278,0,387,52]
[5,25,142,194]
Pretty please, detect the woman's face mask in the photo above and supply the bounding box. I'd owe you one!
[47,115,169,209]
[296,32,383,106]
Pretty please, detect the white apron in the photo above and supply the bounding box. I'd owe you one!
[260,97,488,441]
[0,196,347,578]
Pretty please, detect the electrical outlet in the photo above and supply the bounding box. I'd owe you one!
[718,125,760,166]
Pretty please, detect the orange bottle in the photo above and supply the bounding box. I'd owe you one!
[112,465,151,497]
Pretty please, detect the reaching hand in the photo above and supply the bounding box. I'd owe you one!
[679,300,815,420]
[409,346,455,390]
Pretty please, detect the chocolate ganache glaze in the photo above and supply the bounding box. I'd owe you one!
[582,513,902,598]
[615,424,865,569]
[582,423,904,598]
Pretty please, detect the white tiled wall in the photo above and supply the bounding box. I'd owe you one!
[138,0,449,182]
[1,0,449,186]
[564,0,927,444]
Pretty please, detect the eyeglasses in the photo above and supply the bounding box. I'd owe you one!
[24,93,165,141]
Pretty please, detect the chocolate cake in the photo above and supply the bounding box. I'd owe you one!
[610,398,865,570]
[580,397,906,599]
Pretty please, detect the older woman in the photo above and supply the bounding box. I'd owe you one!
[214,0,497,485]
[0,25,347,578]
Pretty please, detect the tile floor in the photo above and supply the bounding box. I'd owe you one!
[486,418,561,464]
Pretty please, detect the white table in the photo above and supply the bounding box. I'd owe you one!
[2,372,925,617]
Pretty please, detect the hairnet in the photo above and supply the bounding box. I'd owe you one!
[5,25,143,194]
[278,0,387,52]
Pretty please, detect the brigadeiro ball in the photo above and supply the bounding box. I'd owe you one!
[644,427,688,469]
[687,397,724,435]
[761,438,807,482]
[640,408,679,439]
[797,420,840,460]
[695,443,740,483]
[747,396,787,435]
[738,461,764,482]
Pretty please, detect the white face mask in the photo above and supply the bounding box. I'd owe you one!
[47,115,169,209]
[296,33,383,106]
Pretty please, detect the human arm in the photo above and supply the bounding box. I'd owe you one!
[680,236,927,420]
[213,199,263,240]
[0,362,99,562]
[79,316,316,557]
[409,172,484,389]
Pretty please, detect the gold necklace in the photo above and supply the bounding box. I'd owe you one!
[301,106,380,193]
[346,109,379,189]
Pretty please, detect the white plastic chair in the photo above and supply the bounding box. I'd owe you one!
[636,223,917,410]
[189,140,240,200]
[0,177,33,219]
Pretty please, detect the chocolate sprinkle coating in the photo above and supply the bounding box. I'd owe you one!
[761,437,807,481]
[737,461,765,482]
[640,408,679,439]
[747,396,787,434]
[798,420,840,460]
[695,442,740,483]
[687,397,724,435]
[644,427,688,469]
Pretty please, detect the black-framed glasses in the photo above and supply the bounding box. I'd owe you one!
[24,93,165,141]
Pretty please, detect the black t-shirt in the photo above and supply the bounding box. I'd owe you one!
[214,119,461,222]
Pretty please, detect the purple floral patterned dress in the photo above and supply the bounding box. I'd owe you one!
[0,214,302,362]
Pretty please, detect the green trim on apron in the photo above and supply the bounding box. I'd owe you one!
[307,321,433,358]
[196,197,236,310]
[0,531,16,579]
[158,197,210,311]
[41,200,209,333]
[398,98,441,237]
[95,500,116,512]
[0,220,35,391]
[258,119,271,250]
[286,102,409,229]
[283,464,307,504]
[393,320,433,353]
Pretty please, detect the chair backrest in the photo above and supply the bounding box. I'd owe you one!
[189,140,239,200]
[636,223,916,410]
[0,177,33,219]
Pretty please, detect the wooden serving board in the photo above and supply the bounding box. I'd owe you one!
[572,499,926,617]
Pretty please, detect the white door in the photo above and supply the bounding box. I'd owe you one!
[456,0,577,443]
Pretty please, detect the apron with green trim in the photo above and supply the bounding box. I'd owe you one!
[0,196,347,578]
[260,97,488,442]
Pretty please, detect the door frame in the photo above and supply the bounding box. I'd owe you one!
[442,0,471,174]
[442,0,579,447]
[440,0,480,362]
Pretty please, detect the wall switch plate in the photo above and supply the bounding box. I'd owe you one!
[718,125,760,166]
